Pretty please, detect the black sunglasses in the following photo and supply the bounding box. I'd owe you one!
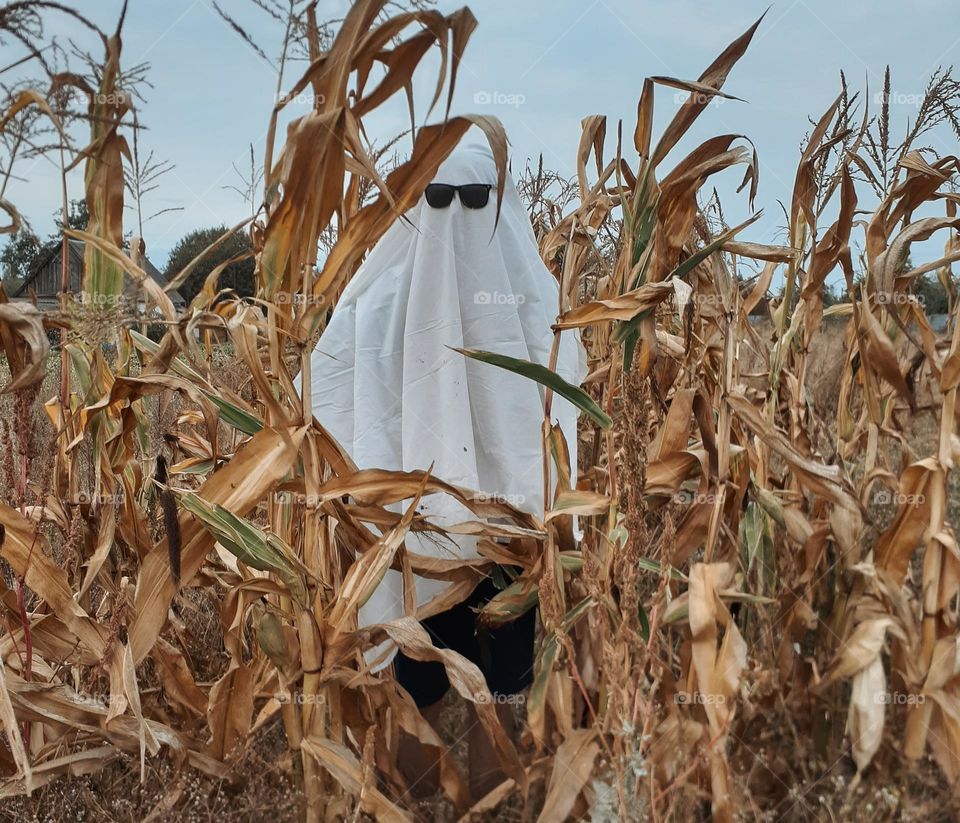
[424,183,495,209]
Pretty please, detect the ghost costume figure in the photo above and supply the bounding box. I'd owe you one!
[302,139,584,656]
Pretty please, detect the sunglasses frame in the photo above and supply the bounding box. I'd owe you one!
[424,183,495,209]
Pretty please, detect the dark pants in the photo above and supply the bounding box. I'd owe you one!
[394,572,536,708]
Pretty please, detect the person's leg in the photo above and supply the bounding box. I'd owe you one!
[465,570,538,799]
[392,570,536,800]
[396,698,445,797]
[393,648,450,797]
[392,593,477,797]
[467,699,516,799]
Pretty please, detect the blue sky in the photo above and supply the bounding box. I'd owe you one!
[5,0,960,270]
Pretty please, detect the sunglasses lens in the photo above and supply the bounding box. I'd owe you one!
[425,184,455,208]
[458,184,491,209]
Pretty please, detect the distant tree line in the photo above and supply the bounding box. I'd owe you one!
[746,273,954,317]
[162,227,254,305]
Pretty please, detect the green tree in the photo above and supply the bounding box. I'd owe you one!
[0,228,42,291]
[164,227,255,304]
[822,281,844,308]
[55,199,90,234]
[911,272,953,315]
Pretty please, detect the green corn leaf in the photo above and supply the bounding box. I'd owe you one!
[454,347,611,429]
[203,392,264,435]
[179,492,307,605]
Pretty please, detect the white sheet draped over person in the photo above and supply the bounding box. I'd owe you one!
[300,137,585,648]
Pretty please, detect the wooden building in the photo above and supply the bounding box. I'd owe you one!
[13,238,186,312]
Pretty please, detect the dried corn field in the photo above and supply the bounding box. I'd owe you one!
[2,2,960,821]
